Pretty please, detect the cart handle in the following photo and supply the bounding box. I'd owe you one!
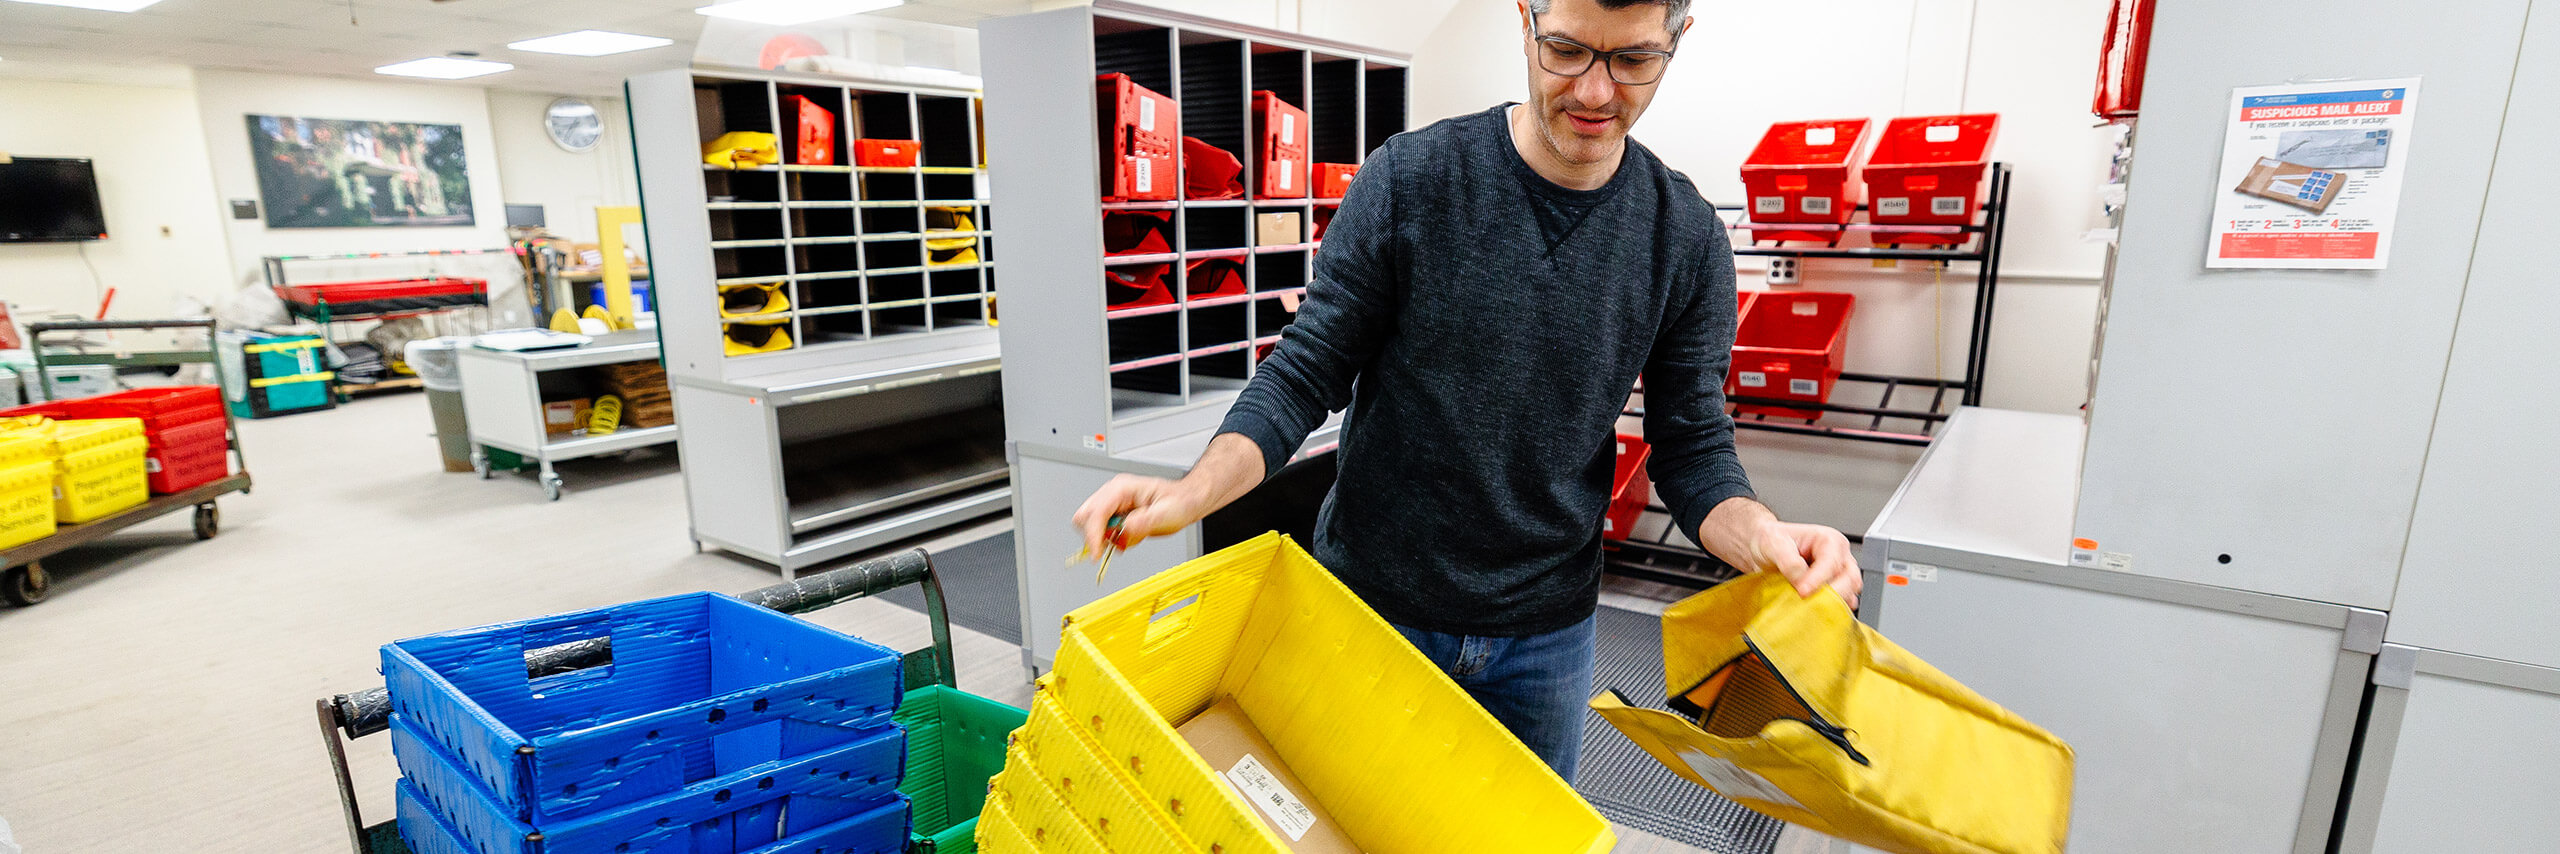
[316,547,955,853]
[26,319,218,333]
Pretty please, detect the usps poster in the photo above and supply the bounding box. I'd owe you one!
[2206,77,2420,269]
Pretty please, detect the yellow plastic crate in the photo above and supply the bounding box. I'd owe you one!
[1,417,146,457]
[0,433,48,468]
[0,461,56,551]
[1040,533,1614,854]
[54,436,148,523]
[985,744,1110,854]
[974,796,1038,854]
[1010,690,1193,854]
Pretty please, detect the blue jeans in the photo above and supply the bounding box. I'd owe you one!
[1394,614,1597,782]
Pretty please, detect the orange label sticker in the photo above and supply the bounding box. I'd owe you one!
[2072,538,2099,550]
[1886,575,1910,586]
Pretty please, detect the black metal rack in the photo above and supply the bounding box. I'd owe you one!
[1606,164,2010,587]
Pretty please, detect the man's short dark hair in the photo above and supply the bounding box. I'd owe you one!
[1528,0,1692,34]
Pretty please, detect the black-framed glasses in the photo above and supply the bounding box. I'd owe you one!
[1531,9,1677,86]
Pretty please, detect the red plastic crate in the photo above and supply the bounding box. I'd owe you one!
[1105,263,1175,310]
[1251,91,1309,199]
[1184,136,1243,200]
[1098,74,1178,201]
[1862,114,1999,246]
[272,277,486,307]
[1728,291,1855,419]
[1103,210,1173,257]
[47,386,221,436]
[1604,434,1652,542]
[784,95,837,166]
[853,138,917,168]
[1314,163,1358,199]
[1740,119,1871,244]
[1185,258,1246,299]
[143,417,229,493]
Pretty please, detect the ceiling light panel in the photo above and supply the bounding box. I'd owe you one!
[6,0,166,11]
[694,0,904,27]
[375,57,515,80]
[508,30,674,57]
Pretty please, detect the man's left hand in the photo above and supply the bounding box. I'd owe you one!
[1701,497,1863,607]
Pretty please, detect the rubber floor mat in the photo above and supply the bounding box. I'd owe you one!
[1582,605,1787,853]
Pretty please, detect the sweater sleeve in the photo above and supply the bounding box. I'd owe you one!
[1644,214,1758,538]
[1214,140,1403,478]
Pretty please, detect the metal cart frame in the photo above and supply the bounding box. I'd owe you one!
[456,332,679,501]
[2,319,255,606]
[314,548,958,854]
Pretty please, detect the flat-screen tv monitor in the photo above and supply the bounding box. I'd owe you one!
[0,157,109,243]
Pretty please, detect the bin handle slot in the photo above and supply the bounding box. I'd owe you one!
[1143,593,1202,649]
[1775,176,1809,191]
[1903,175,1940,192]
[521,615,617,693]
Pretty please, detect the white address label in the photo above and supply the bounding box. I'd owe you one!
[1932,196,1967,216]
[1139,97,1156,132]
[1738,371,1767,388]
[1801,196,1832,215]
[1755,197,1785,215]
[1134,157,1153,193]
[1676,749,1804,810]
[1877,197,1911,217]
[1789,378,1820,395]
[1224,754,1316,841]
[1279,160,1293,190]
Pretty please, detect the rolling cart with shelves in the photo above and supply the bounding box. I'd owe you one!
[455,331,677,501]
[1606,164,2013,589]
[984,1,1407,675]
[630,66,1006,576]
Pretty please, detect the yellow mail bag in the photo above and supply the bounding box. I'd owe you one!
[1590,572,2074,854]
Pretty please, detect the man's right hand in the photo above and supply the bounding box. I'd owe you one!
[1069,432,1270,561]
[1072,474,1214,559]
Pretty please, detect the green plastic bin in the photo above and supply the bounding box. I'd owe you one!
[896,685,1027,853]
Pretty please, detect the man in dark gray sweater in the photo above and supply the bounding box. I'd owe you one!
[1073,0,1861,780]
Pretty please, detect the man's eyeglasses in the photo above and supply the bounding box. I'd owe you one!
[1530,9,1677,86]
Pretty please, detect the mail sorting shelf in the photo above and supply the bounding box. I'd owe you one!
[984,0,1407,676]
[638,68,996,368]
[455,331,677,501]
[1602,165,2012,589]
[631,66,1011,576]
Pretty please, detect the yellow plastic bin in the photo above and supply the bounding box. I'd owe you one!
[0,461,56,551]
[0,433,49,467]
[2,416,145,456]
[1006,690,1191,854]
[982,744,1111,854]
[1024,532,1615,854]
[54,435,149,523]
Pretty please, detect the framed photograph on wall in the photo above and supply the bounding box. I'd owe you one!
[246,114,476,228]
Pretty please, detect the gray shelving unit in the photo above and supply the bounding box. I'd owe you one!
[628,67,1007,576]
[982,1,1407,675]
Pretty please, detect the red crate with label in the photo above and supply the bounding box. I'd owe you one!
[853,139,918,168]
[1862,114,1999,246]
[1727,291,1855,420]
[1251,91,1309,199]
[1604,434,1652,542]
[783,95,836,166]
[142,417,230,493]
[1098,73,1179,201]
[1739,119,1871,244]
[1313,163,1358,199]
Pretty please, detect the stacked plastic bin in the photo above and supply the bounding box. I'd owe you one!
[1862,114,2000,246]
[47,387,229,494]
[220,332,336,419]
[380,592,915,854]
[0,432,55,550]
[1728,291,1858,419]
[1739,119,1872,244]
[976,534,1615,854]
[0,416,149,525]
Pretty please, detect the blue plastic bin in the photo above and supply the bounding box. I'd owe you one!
[383,592,905,823]
[392,715,909,854]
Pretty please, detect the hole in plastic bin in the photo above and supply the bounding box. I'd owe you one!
[563,783,578,795]
[833,699,846,710]
[1169,797,1184,816]
[1061,775,1075,793]
[645,730,660,741]
[2217,554,2232,564]
[616,845,630,853]
[759,777,775,790]
[656,818,671,827]
[1148,594,1198,623]
[1130,755,1145,775]
[753,698,769,713]
[1035,828,1047,843]
[604,757,619,769]
[839,771,853,781]
[715,789,733,803]
[1090,715,1105,735]
[708,708,726,724]
[1098,817,1111,834]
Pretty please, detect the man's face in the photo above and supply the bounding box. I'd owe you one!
[1520,0,1687,167]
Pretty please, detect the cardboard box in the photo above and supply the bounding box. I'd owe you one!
[1175,698,1363,854]
[2235,156,2342,213]
[542,398,591,436]
[1255,211,1302,247]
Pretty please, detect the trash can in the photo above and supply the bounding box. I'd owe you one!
[403,338,471,473]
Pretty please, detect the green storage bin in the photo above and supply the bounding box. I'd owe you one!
[896,685,1027,853]
[222,333,336,419]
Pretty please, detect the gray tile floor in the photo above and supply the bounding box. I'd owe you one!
[0,393,1841,853]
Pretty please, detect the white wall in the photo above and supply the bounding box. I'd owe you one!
[484,90,642,245]
[0,75,233,321]
[191,69,527,317]
[1408,0,2117,530]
